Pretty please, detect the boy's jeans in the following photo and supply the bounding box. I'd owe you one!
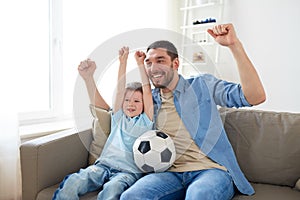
[52,163,139,200]
[120,168,235,200]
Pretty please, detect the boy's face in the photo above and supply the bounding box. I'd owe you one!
[122,90,143,118]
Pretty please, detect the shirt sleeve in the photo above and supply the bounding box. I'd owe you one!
[202,74,252,108]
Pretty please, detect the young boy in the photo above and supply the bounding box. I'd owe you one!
[52,47,153,200]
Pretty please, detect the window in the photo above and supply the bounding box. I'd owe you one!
[18,0,63,124]
[2,0,58,123]
[3,0,177,136]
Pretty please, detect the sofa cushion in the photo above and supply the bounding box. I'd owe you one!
[40,183,300,200]
[88,105,111,165]
[37,184,99,200]
[295,179,300,191]
[233,183,300,200]
[219,108,300,187]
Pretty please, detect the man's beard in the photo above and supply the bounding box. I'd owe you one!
[151,63,174,89]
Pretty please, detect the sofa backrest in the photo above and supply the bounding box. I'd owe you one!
[219,108,300,187]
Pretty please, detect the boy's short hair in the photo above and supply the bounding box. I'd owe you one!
[146,40,178,61]
[126,82,143,94]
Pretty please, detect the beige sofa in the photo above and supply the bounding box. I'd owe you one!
[20,107,300,200]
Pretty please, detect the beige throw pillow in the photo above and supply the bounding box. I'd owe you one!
[88,105,111,165]
[295,179,300,191]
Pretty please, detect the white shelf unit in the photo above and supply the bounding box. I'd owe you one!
[179,0,224,77]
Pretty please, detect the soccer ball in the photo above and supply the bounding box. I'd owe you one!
[133,130,176,173]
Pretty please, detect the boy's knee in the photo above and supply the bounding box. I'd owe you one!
[106,179,128,191]
[53,188,79,200]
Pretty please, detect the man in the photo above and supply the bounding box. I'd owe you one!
[120,23,266,200]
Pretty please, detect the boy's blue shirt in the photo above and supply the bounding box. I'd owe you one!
[97,110,153,174]
[152,74,254,195]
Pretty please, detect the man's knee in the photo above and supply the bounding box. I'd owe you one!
[186,171,235,200]
[186,184,211,199]
[120,188,134,200]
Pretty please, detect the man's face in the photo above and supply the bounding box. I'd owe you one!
[145,48,178,90]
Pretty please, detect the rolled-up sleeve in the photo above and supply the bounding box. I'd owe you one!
[202,74,252,108]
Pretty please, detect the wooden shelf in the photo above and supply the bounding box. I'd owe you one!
[182,42,215,47]
[180,2,216,11]
[180,22,216,29]
[180,0,223,77]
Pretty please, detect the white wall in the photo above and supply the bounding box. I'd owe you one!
[220,0,300,112]
[63,0,180,113]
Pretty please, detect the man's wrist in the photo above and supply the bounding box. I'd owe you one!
[228,39,243,52]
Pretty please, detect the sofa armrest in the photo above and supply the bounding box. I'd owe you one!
[20,128,92,200]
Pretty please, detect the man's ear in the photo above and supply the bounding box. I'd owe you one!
[173,57,180,70]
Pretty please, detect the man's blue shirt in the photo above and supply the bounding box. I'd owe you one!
[152,74,254,195]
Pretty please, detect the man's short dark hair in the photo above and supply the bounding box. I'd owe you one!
[146,40,178,61]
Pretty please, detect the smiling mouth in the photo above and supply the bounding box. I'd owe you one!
[127,108,136,112]
[152,72,164,79]
[153,74,162,78]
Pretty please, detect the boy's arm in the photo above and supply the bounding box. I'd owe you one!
[78,59,110,110]
[135,51,153,121]
[113,47,129,113]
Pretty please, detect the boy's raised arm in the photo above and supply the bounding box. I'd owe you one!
[113,47,129,113]
[78,59,110,110]
[135,51,153,121]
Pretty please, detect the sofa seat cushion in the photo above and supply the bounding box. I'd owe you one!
[37,184,99,200]
[233,183,300,200]
[39,183,300,200]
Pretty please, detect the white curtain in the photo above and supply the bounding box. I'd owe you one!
[0,111,22,200]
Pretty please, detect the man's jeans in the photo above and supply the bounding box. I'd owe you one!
[52,164,139,200]
[120,168,235,200]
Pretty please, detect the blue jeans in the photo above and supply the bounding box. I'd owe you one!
[52,163,140,200]
[120,168,235,200]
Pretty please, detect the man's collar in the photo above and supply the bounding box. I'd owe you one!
[153,75,187,96]
[173,75,186,93]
